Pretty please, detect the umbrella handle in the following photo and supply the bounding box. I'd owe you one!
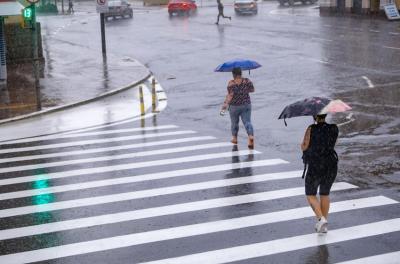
[284,118,287,127]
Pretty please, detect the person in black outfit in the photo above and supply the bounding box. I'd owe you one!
[301,114,338,233]
[215,0,231,25]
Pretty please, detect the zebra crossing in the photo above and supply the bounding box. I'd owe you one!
[0,121,399,263]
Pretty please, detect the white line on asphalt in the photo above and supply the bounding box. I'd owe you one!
[383,45,400,50]
[0,130,197,154]
[389,32,400,36]
[1,125,178,145]
[369,30,380,33]
[0,195,391,252]
[362,76,374,88]
[311,37,333,42]
[335,251,400,264]
[0,169,300,201]
[308,58,329,64]
[0,170,315,239]
[0,136,216,164]
[0,182,355,219]
[0,142,234,173]
[0,150,262,186]
[0,159,283,188]
[140,218,400,264]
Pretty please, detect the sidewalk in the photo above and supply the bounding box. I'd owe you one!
[0,1,150,122]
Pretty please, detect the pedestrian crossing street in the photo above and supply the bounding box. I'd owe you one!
[0,121,399,263]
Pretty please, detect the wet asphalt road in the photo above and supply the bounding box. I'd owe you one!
[44,0,400,188]
[0,1,399,263]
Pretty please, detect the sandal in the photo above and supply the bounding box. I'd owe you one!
[248,137,254,149]
[231,137,238,144]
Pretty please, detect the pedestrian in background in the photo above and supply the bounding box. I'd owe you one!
[68,0,74,14]
[221,67,255,149]
[215,0,231,25]
[301,114,339,233]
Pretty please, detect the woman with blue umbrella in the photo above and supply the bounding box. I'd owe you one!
[218,59,261,149]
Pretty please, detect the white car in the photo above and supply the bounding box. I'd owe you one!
[234,0,258,15]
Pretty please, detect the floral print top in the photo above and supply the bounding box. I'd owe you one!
[227,78,255,106]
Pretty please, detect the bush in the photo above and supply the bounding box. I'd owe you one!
[36,4,58,13]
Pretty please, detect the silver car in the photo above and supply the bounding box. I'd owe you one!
[234,0,258,15]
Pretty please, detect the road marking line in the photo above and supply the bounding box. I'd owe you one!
[383,45,400,50]
[0,142,234,173]
[1,125,178,145]
[140,218,400,264]
[369,30,380,33]
[0,159,284,187]
[389,32,400,35]
[335,251,400,264]
[383,46,400,50]
[311,37,333,42]
[362,76,374,88]
[0,130,197,154]
[0,182,357,241]
[0,136,216,164]
[1,195,391,249]
[0,182,355,219]
[0,168,299,201]
[0,150,263,186]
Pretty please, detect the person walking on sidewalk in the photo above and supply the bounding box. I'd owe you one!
[215,0,231,25]
[301,114,339,233]
[221,67,255,149]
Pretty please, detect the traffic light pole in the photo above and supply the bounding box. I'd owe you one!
[31,4,41,110]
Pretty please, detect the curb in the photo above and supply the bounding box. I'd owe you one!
[0,71,152,126]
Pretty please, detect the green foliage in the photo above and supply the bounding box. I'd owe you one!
[36,3,58,13]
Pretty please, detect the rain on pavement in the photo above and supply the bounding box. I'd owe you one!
[0,0,399,263]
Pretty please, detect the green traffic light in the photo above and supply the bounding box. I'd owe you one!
[23,7,33,20]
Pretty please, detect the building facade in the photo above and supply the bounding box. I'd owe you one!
[320,0,400,15]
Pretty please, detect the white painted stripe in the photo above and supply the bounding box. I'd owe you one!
[0,130,197,154]
[362,76,374,88]
[4,196,397,264]
[383,45,400,50]
[0,195,391,246]
[0,142,234,173]
[335,251,400,264]
[0,159,281,189]
[389,32,400,36]
[0,125,178,145]
[141,218,400,264]
[0,150,262,186]
[0,169,300,201]
[3,125,178,145]
[0,170,306,239]
[0,136,216,164]
[0,181,355,219]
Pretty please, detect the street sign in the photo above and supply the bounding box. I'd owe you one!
[384,4,400,20]
[96,0,109,13]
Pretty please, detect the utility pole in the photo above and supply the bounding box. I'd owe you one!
[100,13,106,55]
[96,0,108,56]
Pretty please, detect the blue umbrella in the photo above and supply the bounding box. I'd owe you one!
[214,59,262,72]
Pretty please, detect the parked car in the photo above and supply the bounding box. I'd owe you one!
[168,0,197,16]
[234,0,258,14]
[104,0,133,20]
[278,0,316,6]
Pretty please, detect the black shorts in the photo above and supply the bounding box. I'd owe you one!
[305,163,337,196]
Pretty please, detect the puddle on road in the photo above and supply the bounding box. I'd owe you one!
[333,83,400,188]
